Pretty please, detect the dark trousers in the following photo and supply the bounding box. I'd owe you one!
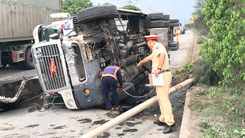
[102,77,119,110]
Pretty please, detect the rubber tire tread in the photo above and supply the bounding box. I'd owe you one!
[169,45,179,51]
[170,19,179,23]
[149,13,164,20]
[163,21,170,28]
[150,20,169,28]
[162,15,170,20]
[24,48,35,69]
[169,42,179,47]
[76,5,118,23]
[170,23,179,27]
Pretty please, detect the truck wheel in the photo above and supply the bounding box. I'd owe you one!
[150,20,170,28]
[170,23,179,27]
[163,21,170,27]
[162,15,170,20]
[149,13,164,20]
[76,5,118,23]
[169,45,179,51]
[170,19,179,23]
[24,48,34,69]
[73,16,80,33]
[0,60,7,68]
[169,42,179,47]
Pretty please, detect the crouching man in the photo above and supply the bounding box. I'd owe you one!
[101,62,124,112]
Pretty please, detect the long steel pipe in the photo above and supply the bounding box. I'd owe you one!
[80,78,193,138]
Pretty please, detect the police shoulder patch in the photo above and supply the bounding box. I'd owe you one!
[156,45,160,50]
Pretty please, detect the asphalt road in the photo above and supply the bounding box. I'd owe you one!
[0,30,195,138]
[0,66,37,85]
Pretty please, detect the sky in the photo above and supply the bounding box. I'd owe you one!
[90,0,195,25]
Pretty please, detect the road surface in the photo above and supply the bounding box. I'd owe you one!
[0,66,36,85]
[0,30,195,138]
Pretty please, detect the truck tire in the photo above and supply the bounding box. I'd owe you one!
[73,16,80,33]
[0,60,7,68]
[149,13,163,20]
[163,21,170,27]
[170,23,179,27]
[169,42,179,47]
[169,45,179,51]
[150,20,169,28]
[23,48,34,69]
[162,14,170,20]
[76,5,118,23]
[170,19,179,23]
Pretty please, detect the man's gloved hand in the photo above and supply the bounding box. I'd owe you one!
[120,84,124,89]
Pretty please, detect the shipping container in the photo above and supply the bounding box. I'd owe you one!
[0,0,62,69]
[0,0,62,42]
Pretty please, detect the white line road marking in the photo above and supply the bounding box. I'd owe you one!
[0,76,12,81]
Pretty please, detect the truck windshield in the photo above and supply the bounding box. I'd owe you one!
[42,27,56,41]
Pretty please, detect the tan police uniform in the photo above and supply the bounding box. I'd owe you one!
[176,28,180,43]
[147,42,175,126]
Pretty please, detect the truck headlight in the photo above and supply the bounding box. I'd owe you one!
[70,63,76,70]
[65,92,71,98]
[67,100,75,107]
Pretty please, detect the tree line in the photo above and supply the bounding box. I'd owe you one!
[62,0,141,15]
[192,0,245,94]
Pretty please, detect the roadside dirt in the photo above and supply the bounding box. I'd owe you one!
[183,83,212,138]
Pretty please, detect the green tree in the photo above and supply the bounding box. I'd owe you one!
[120,5,141,11]
[192,0,209,36]
[62,0,93,15]
[201,0,245,90]
[103,2,110,5]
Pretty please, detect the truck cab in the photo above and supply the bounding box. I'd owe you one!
[32,5,178,109]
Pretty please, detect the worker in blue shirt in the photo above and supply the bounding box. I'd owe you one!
[101,62,124,112]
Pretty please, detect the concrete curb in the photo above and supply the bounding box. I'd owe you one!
[179,86,192,138]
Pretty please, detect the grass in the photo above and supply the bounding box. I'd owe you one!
[189,101,211,113]
[192,88,245,138]
[174,62,194,75]
[192,28,199,35]
[197,89,209,95]
[197,37,207,44]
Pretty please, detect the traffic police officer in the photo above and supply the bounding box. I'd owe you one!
[137,35,175,134]
[101,62,123,112]
[176,27,180,43]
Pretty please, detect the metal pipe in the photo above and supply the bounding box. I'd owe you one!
[80,78,193,138]
[135,41,146,47]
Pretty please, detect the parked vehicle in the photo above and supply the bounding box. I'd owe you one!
[0,0,62,69]
[179,25,186,34]
[0,0,62,106]
[32,6,180,109]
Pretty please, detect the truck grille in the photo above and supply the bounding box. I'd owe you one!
[32,43,70,93]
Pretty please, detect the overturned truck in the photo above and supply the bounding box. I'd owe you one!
[32,5,180,109]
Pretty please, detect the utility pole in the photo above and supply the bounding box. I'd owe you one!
[128,0,132,5]
[150,4,151,13]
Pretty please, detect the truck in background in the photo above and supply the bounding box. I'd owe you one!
[0,0,62,109]
[0,0,62,69]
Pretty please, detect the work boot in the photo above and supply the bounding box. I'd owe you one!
[153,120,167,126]
[107,107,115,113]
[163,123,175,134]
[114,106,120,110]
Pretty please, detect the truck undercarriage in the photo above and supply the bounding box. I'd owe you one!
[31,5,179,109]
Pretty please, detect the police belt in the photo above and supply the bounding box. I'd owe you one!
[159,69,170,73]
